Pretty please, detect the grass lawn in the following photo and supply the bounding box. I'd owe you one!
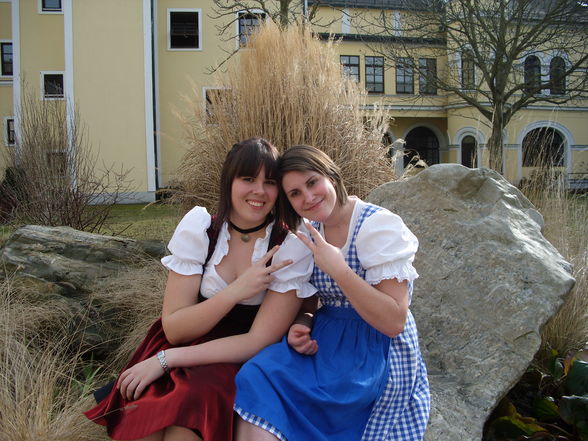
[0,202,184,246]
[98,202,183,241]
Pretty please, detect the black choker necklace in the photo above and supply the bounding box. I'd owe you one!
[229,218,268,242]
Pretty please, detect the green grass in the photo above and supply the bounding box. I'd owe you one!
[0,202,184,247]
[97,202,183,241]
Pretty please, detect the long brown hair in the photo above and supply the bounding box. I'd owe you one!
[214,137,279,231]
[278,145,348,231]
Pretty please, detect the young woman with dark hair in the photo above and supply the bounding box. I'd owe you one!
[85,138,315,441]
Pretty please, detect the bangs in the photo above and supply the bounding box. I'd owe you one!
[234,146,279,180]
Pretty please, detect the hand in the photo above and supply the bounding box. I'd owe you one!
[117,355,165,401]
[296,223,348,280]
[288,323,318,355]
[229,245,293,303]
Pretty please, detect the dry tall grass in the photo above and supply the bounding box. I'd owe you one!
[520,169,588,359]
[0,278,107,441]
[176,21,393,210]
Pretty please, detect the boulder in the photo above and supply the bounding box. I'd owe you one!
[367,164,575,441]
[0,225,166,356]
[0,224,166,295]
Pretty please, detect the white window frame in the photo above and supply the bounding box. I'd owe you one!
[40,71,65,100]
[167,8,202,51]
[235,9,265,50]
[0,40,13,78]
[3,116,15,146]
[38,0,63,14]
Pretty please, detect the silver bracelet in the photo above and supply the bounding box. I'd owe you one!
[156,350,170,374]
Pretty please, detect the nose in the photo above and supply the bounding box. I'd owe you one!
[302,188,313,203]
[252,179,265,194]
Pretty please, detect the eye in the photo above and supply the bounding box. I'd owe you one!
[265,179,277,186]
[288,190,300,198]
[307,178,316,187]
[241,177,255,182]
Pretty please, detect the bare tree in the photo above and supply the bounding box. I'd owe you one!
[208,0,335,72]
[366,0,588,171]
[2,87,132,232]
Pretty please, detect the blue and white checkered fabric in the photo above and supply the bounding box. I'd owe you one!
[361,310,430,441]
[309,203,379,308]
[234,406,287,441]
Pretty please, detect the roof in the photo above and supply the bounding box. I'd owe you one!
[308,0,434,11]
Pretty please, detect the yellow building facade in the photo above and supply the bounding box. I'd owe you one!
[1,0,586,203]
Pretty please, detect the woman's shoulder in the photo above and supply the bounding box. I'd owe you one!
[179,206,212,227]
[354,200,417,249]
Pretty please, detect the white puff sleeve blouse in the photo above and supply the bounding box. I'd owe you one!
[160,206,211,276]
[356,203,419,294]
[161,206,316,304]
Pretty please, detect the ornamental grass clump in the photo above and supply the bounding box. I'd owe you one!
[176,21,393,210]
[0,278,107,441]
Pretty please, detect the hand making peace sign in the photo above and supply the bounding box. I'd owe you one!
[296,223,349,280]
[229,245,293,303]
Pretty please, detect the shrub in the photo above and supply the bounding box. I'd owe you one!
[175,21,394,210]
[2,87,132,233]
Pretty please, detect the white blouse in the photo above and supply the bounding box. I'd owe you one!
[161,206,317,305]
[310,198,419,301]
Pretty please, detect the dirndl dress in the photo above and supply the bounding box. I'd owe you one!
[84,296,258,441]
[235,202,430,441]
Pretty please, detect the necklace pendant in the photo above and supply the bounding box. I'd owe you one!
[241,234,250,242]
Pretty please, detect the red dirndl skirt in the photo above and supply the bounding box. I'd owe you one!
[84,299,259,441]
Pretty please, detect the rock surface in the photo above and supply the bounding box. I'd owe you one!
[0,224,165,295]
[367,164,575,441]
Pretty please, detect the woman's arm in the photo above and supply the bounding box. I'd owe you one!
[297,223,408,337]
[118,289,302,400]
[162,245,291,344]
[330,270,409,337]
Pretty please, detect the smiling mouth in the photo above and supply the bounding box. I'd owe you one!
[247,200,265,207]
[305,199,322,211]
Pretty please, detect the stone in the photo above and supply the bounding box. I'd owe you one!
[367,164,575,441]
[0,224,166,295]
[0,225,167,358]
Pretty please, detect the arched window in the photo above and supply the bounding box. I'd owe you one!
[524,55,541,95]
[404,127,440,166]
[550,56,566,95]
[522,127,564,167]
[461,135,477,168]
[461,50,475,89]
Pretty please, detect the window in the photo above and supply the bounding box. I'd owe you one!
[41,0,62,12]
[524,55,541,94]
[419,58,437,95]
[461,50,475,89]
[340,55,360,82]
[47,150,69,179]
[238,12,265,47]
[42,72,64,99]
[522,127,564,167]
[365,56,384,94]
[5,118,15,146]
[550,56,566,95]
[461,135,477,168]
[168,9,201,50]
[396,58,413,94]
[1,43,12,77]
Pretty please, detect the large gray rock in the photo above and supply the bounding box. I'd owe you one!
[0,224,165,296]
[0,225,166,355]
[367,164,575,441]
